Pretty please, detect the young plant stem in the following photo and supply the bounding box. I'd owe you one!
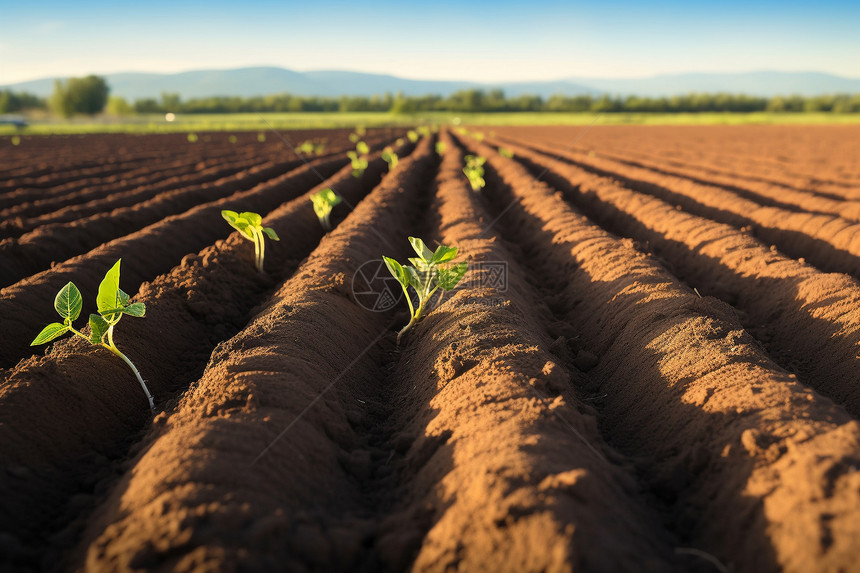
[253,229,263,272]
[396,270,439,345]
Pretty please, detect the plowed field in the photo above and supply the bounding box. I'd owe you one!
[1,126,859,573]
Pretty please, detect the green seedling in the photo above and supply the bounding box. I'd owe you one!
[314,142,326,155]
[257,132,266,143]
[355,141,370,155]
[31,260,154,410]
[298,140,315,154]
[310,188,343,231]
[407,130,419,143]
[381,146,399,170]
[221,210,279,272]
[355,126,366,136]
[463,155,487,191]
[498,147,514,158]
[11,135,21,146]
[435,141,447,156]
[474,132,485,142]
[383,237,468,344]
[395,137,406,147]
[229,135,238,144]
[349,133,360,144]
[347,151,368,178]
[187,133,198,143]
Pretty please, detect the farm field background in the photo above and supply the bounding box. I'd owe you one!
[1,124,860,571]
[4,110,860,136]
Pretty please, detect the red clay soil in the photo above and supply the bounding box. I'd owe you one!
[505,132,860,281]
[74,138,438,571]
[0,131,389,285]
[0,154,348,369]
[388,132,677,571]
[456,132,860,572]
[488,136,860,418]
[492,125,860,197]
[2,127,860,572]
[0,141,415,570]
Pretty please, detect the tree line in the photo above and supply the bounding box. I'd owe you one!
[2,77,860,116]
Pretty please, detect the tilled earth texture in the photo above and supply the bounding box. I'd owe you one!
[1,126,859,573]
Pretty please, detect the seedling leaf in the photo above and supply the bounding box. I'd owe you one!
[54,282,82,321]
[356,141,369,155]
[409,237,434,262]
[31,323,69,346]
[383,256,409,288]
[262,227,279,241]
[122,302,146,317]
[97,260,122,316]
[437,262,468,291]
[240,212,262,227]
[432,245,458,264]
[88,313,109,344]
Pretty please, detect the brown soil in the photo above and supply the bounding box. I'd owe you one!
[1,126,859,572]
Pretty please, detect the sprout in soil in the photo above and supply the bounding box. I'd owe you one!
[299,140,315,155]
[355,140,370,155]
[382,146,399,170]
[310,188,343,231]
[31,260,155,410]
[221,210,279,272]
[407,130,419,143]
[498,147,514,158]
[463,155,487,191]
[187,133,198,143]
[229,135,237,144]
[347,150,369,178]
[383,237,467,344]
[257,132,266,143]
[435,141,447,156]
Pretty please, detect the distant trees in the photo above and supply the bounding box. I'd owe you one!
[0,90,46,113]
[4,82,860,117]
[50,75,109,117]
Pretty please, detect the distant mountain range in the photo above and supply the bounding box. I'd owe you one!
[3,67,859,100]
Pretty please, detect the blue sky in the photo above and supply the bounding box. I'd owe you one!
[2,0,859,83]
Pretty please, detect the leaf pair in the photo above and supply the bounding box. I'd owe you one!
[383,237,468,344]
[30,260,154,409]
[463,155,487,191]
[381,147,399,170]
[31,260,146,346]
[310,188,343,231]
[222,210,279,273]
[347,151,369,178]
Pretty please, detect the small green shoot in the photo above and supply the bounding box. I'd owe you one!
[314,142,326,155]
[257,132,266,143]
[221,210,279,272]
[299,140,315,154]
[382,146,399,170]
[228,135,238,144]
[31,260,154,410]
[498,147,514,158]
[407,130,419,143]
[463,155,487,191]
[435,141,447,156]
[310,188,343,231]
[349,133,360,144]
[383,237,468,344]
[347,151,368,178]
[11,135,21,146]
[355,141,370,155]
[187,133,198,143]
